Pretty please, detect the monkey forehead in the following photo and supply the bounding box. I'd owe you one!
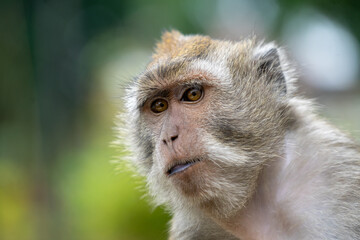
[133,58,232,109]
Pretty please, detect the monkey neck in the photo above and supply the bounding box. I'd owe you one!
[212,129,322,240]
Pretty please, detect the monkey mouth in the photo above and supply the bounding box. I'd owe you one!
[167,158,201,176]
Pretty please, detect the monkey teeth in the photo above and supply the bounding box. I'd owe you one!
[167,159,200,176]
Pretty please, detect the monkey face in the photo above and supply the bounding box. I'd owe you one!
[145,84,216,196]
[124,31,293,216]
[137,80,256,215]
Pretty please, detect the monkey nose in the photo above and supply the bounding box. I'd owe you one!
[163,135,178,145]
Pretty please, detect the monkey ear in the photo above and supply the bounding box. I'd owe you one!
[153,30,184,59]
[253,44,287,94]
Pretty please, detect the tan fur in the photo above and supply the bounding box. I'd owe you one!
[152,30,212,62]
[118,31,360,240]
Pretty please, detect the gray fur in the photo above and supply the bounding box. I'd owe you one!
[117,31,360,239]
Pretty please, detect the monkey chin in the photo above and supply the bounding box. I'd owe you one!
[167,159,207,197]
[164,157,257,219]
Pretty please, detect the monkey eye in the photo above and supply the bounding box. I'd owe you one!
[181,86,203,102]
[150,98,168,113]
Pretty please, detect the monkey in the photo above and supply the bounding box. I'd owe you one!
[118,30,360,240]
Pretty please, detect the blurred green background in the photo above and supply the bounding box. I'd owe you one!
[0,0,359,240]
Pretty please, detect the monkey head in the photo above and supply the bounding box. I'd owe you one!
[123,31,294,218]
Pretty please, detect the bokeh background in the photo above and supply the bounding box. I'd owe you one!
[1,0,359,240]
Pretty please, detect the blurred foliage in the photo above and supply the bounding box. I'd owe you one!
[0,0,359,240]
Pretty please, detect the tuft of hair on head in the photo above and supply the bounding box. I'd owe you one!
[152,30,184,61]
[151,30,212,63]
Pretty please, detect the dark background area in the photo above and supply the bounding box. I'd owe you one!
[1,0,359,240]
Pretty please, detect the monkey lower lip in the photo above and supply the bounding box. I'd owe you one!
[167,160,200,176]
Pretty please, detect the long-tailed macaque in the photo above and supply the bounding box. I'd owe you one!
[119,30,360,239]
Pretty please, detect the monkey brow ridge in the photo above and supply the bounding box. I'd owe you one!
[135,62,209,109]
